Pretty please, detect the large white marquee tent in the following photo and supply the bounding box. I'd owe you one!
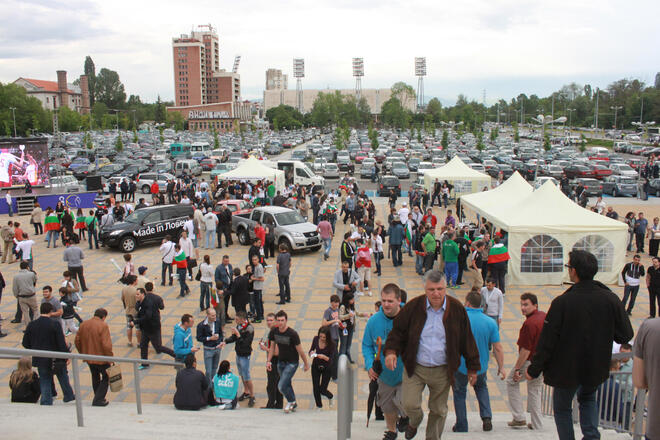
[219,157,286,192]
[423,156,491,198]
[461,177,628,285]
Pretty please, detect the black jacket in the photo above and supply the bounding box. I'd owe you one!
[10,371,41,403]
[196,319,223,349]
[135,293,165,332]
[22,316,70,368]
[173,367,209,410]
[527,280,633,388]
[230,275,250,308]
[621,262,645,282]
[224,323,254,356]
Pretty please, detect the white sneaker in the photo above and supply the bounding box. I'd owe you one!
[284,402,292,413]
[327,396,334,408]
[355,291,364,296]
[366,290,372,296]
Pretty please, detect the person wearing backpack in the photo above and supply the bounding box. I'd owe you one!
[355,239,373,297]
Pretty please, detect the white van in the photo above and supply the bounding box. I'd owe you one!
[175,159,202,177]
[589,147,609,154]
[50,175,85,193]
[260,160,324,188]
[190,142,212,155]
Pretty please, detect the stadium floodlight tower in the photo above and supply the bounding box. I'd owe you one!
[415,57,426,112]
[352,57,364,102]
[293,58,305,113]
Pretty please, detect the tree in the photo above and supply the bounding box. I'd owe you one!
[266,105,303,130]
[391,82,416,110]
[381,97,410,129]
[441,130,449,149]
[115,135,123,152]
[213,129,219,149]
[579,134,587,152]
[166,111,185,131]
[426,97,442,122]
[95,68,126,108]
[513,122,520,142]
[543,134,551,151]
[154,95,166,123]
[57,106,82,132]
[490,127,499,141]
[84,56,96,107]
[476,132,485,151]
[334,126,345,150]
[133,129,138,143]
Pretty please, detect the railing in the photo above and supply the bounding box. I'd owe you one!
[540,353,647,440]
[0,346,183,428]
[337,354,356,440]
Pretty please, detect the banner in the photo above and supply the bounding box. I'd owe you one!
[0,137,50,188]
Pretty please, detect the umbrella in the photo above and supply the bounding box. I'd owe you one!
[366,337,383,427]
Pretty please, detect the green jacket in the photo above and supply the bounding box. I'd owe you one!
[442,239,459,263]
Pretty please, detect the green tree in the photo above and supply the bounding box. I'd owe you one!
[115,135,123,152]
[154,95,166,123]
[426,97,442,122]
[84,56,96,106]
[166,111,185,131]
[476,132,485,151]
[490,127,499,141]
[391,82,416,110]
[213,129,219,148]
[513,122,520,142]
[579,134,587,152]
[334,126,345,150]
[441,130,449,148]
[57,106,82,132]
[133,129,138,143]
[95,68,126,108]
[266,105,303,130]
[543,133,551,151]
[381,97,410,129]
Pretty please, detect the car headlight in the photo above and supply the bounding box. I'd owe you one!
[109,230,123,236]
[291,232,304,238]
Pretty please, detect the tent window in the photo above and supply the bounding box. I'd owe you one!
[572,235,614,272]
[453,180,471,193]
[521,234,563,273]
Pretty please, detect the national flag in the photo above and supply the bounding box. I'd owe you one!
[210,288,220,308]
[75,216,87,229]
[44,214,60,232]
[405,222,413,247]
[487,243,510,264]
[173,250,187,268]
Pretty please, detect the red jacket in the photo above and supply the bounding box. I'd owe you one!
[254,226,266,245]
[150,182,159,194]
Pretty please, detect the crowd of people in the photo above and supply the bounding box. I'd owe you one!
[0,171,658,440]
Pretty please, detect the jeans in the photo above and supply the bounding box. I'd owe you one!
[323,238,332,257]
[415,254,424,275]
[452,372,491,432]
[46,230,59,247]
[489,262,507,293]
[89,364,109,404]
[391,244,402,266]
[277,361,299,403]
[627,231,634,252]
[311,363,333,408]
[38,363,75,405]
[252,289,264,320]
[622,285,639,313]
[650,286,660,317]
[444,261,458,286]
[423,254,435,273]
[192,237,198,248]
[339,326,354,361]
[33,222,43,235]
[88,227,99,249]
[278,275,291,302]
[374,251,382,275]
[68,265,88,291]
[200,281,212,310]
[161,261,173,285]
[553,385,600,440]
[177,267,189,296]
[203,347,221,384]
[635,232,645,252]
[205,229,215,248]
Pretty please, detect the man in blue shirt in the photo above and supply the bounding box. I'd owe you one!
[362,283,407,440]
[452,291,505,432]
[634,212,648,253]
[173,314,199,365]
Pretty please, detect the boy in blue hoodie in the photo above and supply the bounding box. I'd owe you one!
[362,283,408,440]
[173,314,199,365]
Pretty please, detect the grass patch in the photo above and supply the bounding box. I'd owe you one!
[586,138,614,149]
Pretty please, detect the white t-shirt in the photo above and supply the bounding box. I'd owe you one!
[398,207,410,224]
[179,237,195,258]
[203,212,218,231]
[16,239,34,260]
[160,241,176,263]
[184,219,195,239]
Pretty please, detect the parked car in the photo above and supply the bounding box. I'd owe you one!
[378,175,401,196]
[323,163,340,179]
[601,176,638,197]
[50,175,85,192]
[213,199,253,216]
[135,172,174,194]
[391,161,410,179]
[572,178,603,196]
[610,163,638,178]
[564,164,595,179]
[337,156,355,174]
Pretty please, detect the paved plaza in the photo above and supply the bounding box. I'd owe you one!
[0,197,655,416]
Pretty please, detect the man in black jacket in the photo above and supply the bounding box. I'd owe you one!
[221,310,255,407]
[196,308,223,383]
[22,302,75,405]
[134,284,175,369]
[216,204,233,248]
[173,353,211,410]
[621,254,645,315]
[526,250,633,440]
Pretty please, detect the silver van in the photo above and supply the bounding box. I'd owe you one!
[175,159,202,177]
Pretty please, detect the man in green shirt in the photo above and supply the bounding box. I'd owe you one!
[442,232,460,288]
[266,182,276,205]
[421,228,437,273]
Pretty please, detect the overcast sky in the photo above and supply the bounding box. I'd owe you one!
[1,0,658,106]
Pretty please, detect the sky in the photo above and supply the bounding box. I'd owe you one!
[1,0,659,106]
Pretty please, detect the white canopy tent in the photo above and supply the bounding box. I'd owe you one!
[423,156,491,198]
[460,171,532,215]
[462,179,628,285]
[219,157,286,192]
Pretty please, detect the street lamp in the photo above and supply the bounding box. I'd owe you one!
[9,107,17,137]
[610,106,623,130]
[532,114,567,180]
[632,121,656,141]
[567,108,576,134]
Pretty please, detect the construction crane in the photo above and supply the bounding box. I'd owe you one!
[232,55,241,73]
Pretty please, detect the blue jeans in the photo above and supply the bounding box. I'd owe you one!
[553,385,600,440]
[278,275,291,302]
[323,238,332,257]
[88,227,99,249]
[177,267,188,296]
[200,281,212,310]
[622,285,639,312]
[445,261,458,286]
[203,347,221,384]
[46,230,59,247]
[415,254,424,274]
[277,361,299,403]
[339,326,354,360]
[391,244,402,266]
[205,229,215,248]
[452,371,491,432]
[252,289,264,320]
[38,363,75,405]
[192,237,198,248]
[374,251,382,275]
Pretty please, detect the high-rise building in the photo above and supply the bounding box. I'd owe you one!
[265,68,288,90]
[172,24,220,107]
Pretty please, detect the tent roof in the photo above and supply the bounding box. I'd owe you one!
[461,172,532,214]
[424,156,491,181]
[220,156,283,180]
[493,180,627,233]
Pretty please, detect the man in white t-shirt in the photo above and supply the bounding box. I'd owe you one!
[159,235,176,286]
[480,278,504,326]
[15,233,35,270]
[184,214,196,246]
[398,202,410,225]
[202,211,218,249]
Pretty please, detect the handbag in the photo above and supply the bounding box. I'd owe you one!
[189,258,198,268]
[195,269,202,281]
[107,364,123,392]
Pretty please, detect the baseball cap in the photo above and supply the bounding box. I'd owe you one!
[138,266,148,275]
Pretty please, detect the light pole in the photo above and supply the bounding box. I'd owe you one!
[9,107,17,137]
[610,106,623,130]
[567,108,576,134]
[632,121,656,142]
[532,114,567,180]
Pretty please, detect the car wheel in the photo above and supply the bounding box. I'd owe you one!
[141,185,150,194]
[120,236,136,253]
[238,228,249,246]
[279,238,293,254]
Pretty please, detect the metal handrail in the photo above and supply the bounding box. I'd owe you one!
[0,346,183,428]
[337,354,355,440]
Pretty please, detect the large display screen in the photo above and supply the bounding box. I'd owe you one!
[0,138,50,187]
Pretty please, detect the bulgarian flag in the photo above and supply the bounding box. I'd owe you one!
[173,250,187,269]
[75,215,87,229]
[210,288,220,308]
[405,222,413,247]
[487,243,510,264]
[44,214,60,232]
[339,184,348,193]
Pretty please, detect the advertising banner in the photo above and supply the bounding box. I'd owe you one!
[0,137,50,187]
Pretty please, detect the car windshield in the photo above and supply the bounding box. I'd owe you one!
[124,210,150,224]
[275,211,305,226]
[620,179,636,184]
[381,178,398,185]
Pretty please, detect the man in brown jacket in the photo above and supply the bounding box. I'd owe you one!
[75,308,114,406]
[384,269,480,440]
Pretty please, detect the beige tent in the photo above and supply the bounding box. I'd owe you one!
[219,157,286,192]
[463,179,628,285]
[460,172,532,216]
[423,156,491,197]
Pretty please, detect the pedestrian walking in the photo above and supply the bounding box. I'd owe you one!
[63,235,88,292]
[222,310,256,408]
[198,255,214,311]
[634,212,648,253]
[134,284,175,369]
[74,308,114,406]
[159,235,175,286]
[1,220,15,263]
[480,279,504,326]
[259,313,283,409]
[632,317,660,440]
[317,215,334,261]
[120,275,139,346]
[621,254,644,315]
[309,326,335,409]
[13,261,38,329]
[202,210,218,249]
[276,243,291,304]
[647,257,660,318]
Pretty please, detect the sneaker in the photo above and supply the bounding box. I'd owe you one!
[138,365,150,370]
[450,285,460,289]
[404,425,417,439]
[248,396,256,408]
[367,290,372,296]
[264,265,273,269]
[284,402,293,413]
[507,419,527,427]
[238,392,250,402]
[527,423,534,430]
[396,416,409,433]
[482,417,492,431]
[290,401,297,412]
[356,291,364,296]
[383,431,398,440]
